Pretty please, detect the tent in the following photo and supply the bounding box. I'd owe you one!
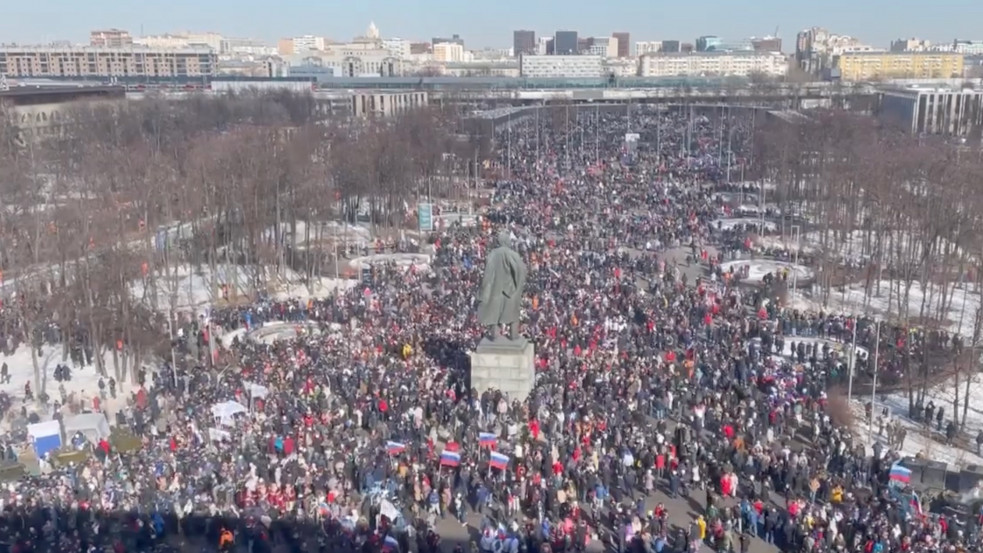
[211,400,248,426]
[26,420,62,459]
[63,413,112,444]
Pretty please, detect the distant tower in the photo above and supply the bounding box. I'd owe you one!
[366,22,380,40]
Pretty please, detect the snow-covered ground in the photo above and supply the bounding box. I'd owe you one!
[265,221,373,250]
[852,373,983,470]
[0,343,149,427]
[712,218,778,232]
[131,264,358,312]
[789,279,982,337]
[348,253,432,272]
[719,259,815,284]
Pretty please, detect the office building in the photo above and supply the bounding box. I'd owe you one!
[954,40,983,55]
[697,36,754,52]
[835,52,964,81]
[90,29,133,48]
[536,37,553,55]
[751,37,782,53]
[582,37,618,58]
[432,34,464,49]
[879,87,983,136]
[0,45,217,79]
[519,54,603,77]
[513,30,536,56]
[612,32,630,58]
[661,40,680,53]
[554,31,579,55]
[639,52,788,78]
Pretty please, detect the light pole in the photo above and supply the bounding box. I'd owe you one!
[790,225,801,305]
[847,317,858,404]
[868,320,881,443]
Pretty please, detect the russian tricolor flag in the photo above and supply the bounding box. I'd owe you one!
[383,535,400,552]
[386,441,406,455]
[440,450,461,467]
[479,432,497,448]
[910,491,924,517]
[490,451,509,470]
[889,463,912,484]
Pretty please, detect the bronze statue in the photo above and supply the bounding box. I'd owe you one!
[478,230,527,341]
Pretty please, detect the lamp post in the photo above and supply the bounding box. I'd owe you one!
[790,225,801,306]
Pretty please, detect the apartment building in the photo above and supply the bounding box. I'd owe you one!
[835,52,964,81]
[90,29,133,48]
[639,52,788,78]
[0,46,218,79]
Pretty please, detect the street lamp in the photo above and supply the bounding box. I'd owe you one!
[789,224,801,306]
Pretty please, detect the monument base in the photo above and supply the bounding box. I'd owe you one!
[469,339,535,402]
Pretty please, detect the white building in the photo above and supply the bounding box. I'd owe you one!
[536,37,552,55]
[381,38,411,59]
[293,35,328,53]
[433,42,465,63]
[134,31,224,52]
[519,55,604,78]
[954,40,983,55]
[288,45,404,77]
[603,57,639,77]
[639,52,788,78]
[635,41,662,56]
[587,37,619,58]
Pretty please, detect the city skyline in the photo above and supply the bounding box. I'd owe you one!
[4,0,983,48]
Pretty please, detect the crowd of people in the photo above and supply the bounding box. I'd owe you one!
[0,105,978,553]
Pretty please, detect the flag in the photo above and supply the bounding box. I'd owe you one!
[889,463,912,484]
[479,432,497,448]
[440,450,461,467]
[910,491,924,517]
[386,441,406,456]
[445,441,460,452]
[490,451,509,470]
[383,535,400,552]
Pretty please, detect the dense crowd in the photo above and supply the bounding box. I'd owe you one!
[0,105,977,553]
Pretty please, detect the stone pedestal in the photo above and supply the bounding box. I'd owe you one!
[469,338,535,402]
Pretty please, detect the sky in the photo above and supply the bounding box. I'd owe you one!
[4,0,983,49]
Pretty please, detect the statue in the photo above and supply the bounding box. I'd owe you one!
[478,230,527,342]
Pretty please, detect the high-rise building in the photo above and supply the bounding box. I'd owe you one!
[554,31,579,55]
[90,29,133,48]
[661,40,680,53]
[513,30,536,56]
[612,32,630,58]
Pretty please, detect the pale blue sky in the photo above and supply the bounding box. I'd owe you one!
[5,0,983,49]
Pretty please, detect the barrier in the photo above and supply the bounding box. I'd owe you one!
[922,459,948,489]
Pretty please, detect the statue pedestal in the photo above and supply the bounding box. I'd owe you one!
[469,338,535,402]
